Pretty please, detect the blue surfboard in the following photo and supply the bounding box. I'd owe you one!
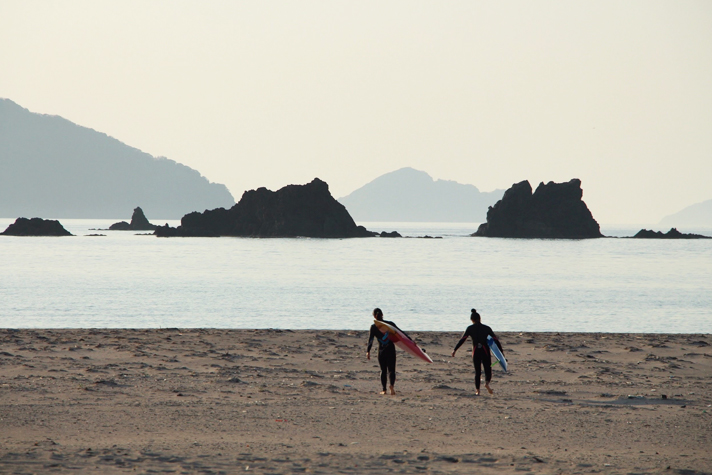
[487,335,508,372]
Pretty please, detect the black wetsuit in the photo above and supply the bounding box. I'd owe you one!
[367,320,410,392]
[453,323,504,390]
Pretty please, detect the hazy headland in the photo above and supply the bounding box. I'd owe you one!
[0,99,234,220]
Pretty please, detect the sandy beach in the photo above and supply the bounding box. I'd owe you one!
[1,329,710,474]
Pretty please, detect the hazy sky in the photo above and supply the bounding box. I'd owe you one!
[2,1,711,224]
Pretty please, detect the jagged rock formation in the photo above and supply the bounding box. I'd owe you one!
[0,98,235,219]
[1,217,72,236]
[632,228,711,239]
[338,167,504,222]
[109,207,158,231]
[155,178,375,238]
[473,179,602,239]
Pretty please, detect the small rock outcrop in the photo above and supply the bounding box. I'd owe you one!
[155,178,375,238]
[108,221,130,230]
[109,207,157,231]
[632,228,711,239]
[379,231,402,238]
[473,179,602,239]
[1,217,72,236]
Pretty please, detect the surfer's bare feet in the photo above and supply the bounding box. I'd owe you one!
[475,390,480,396]
[380,390,387,395]
[389,385,396,395]
[485,383,494,395]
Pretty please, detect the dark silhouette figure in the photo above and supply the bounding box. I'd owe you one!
[452,309,504,396]
[367,308,411,395]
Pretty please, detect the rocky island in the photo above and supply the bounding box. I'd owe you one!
[1,217,72,236]
[109,207,158,231]
[155,178,374,238]
[632,228,711,239]
[473,179,602,239]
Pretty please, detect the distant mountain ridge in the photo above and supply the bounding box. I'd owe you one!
[338,168,503,222]
[659,199,712,228]
[0,99,235,219]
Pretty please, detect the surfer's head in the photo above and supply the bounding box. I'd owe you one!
[470,308,481,323]
[373,308,383,321]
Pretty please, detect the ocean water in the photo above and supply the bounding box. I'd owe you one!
[1,219,710,333]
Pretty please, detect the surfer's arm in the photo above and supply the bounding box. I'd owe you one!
[452,332,469,354]
[367,325,377,353]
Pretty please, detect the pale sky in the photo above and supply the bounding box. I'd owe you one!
[2,1,711,224]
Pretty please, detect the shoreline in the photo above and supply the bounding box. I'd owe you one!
[1,329,710,473]
[4,328,712,335]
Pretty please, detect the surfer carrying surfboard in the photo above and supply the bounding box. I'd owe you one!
[451,309,505,396]
[367,308,412,395]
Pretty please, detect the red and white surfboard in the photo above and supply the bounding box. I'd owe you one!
[373,320,433,363]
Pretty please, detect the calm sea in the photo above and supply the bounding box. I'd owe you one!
[1,219,710,333]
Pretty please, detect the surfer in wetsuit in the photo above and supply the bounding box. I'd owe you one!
[367,308,410,395]
[451,309,504,396]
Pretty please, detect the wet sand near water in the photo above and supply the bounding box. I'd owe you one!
[1,329,711,474]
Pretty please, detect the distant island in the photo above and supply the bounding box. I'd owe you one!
[659,199,712,229]
[1,217,72,236]
[338,167,503,222]
[473,179,602,239]
[155,178,374,238]
[631,228,711,239]
[0,98,235,219]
